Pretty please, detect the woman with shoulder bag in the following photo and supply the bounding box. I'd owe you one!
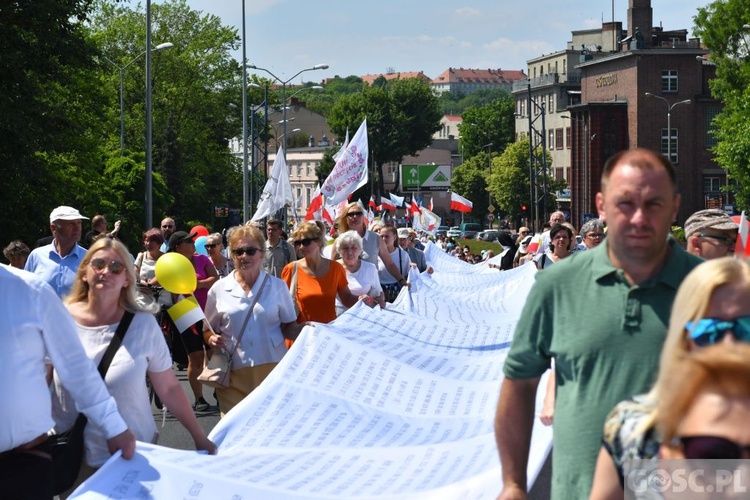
[204,225,303,416]
[51,238,216,497]
[377,226,411,303]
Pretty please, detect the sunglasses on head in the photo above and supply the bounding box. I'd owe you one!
[678,436,750,459]
[346,211,363,218]
[686,316,750,347]
[89,258,125,275]
[232,246,261,257]
[293,238,315,247]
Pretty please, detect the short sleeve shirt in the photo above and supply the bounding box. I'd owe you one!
[503,239,702,499]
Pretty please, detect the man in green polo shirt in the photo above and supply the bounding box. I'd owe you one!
[494,149,703,499]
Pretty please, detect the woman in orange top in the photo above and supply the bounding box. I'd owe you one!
[282,222,360,346]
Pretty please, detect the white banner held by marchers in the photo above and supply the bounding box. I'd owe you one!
[321,119,368,205]
[252,146,293,221]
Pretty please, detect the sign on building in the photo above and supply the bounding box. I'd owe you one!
[400,164,451,192]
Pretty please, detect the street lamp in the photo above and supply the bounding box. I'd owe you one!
[245,63,328,158]
[644,93,691,163]
[481,143,493,229]
[102,42,173,156]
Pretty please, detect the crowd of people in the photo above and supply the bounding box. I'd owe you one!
[2,146,747,498]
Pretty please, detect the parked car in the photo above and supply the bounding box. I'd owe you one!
[477,229,499,242]
[447,226,461,239]
[435,226,450,238]
[461,230,480,240]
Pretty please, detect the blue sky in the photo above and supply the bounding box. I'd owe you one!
[179,0,709,83]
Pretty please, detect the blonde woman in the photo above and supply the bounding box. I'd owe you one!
[206,232,234,278]
[52,238,215,494]
[282,222,359,344]
[204,226,301,415]
[589,257,750,499]
[335,202,407,289]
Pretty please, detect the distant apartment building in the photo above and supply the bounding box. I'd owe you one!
[431,68,527,95]
[512,0,722,228]
[434,115,463,140]
[360,71,432,86]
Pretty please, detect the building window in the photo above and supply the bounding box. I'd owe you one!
[660,128,678,164]
[566,127,572,149]
[555,167,564,180]
[556,128,564,150]
[548,130,555,149]
[703,176,722,193]
[661,70,678,93]
[296,165,302,177]
[306,165,311,176]
[548,94,555,113]
[705,107,720,148]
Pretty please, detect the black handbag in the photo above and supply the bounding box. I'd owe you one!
[50,311,134,495]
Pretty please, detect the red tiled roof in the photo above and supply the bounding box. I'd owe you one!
[432,67,527,84]
[360,71,432,85]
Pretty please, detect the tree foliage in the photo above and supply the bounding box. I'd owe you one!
[487,140,533,219]
[451,153,491,221]
[458,94,516,158]
[693,0,750,209]
[326,78,442,197]
[437,87,514,115]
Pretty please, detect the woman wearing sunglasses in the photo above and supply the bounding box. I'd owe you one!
[282,222,359,344]
[590,257,750,499]
[51,238,216,494]
[203,226,301,415]
[205,232,234,278]
[335,202,408,290]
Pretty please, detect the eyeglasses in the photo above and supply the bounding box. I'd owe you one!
[232,246,261,257]
[685,316,750,347]
[698,233,736,247]
[586,232,604,239]
[677,436,750,459]
[293,238,315,247]
[204,244,217,250]
[346,212,363,218]
[89,258,125,275]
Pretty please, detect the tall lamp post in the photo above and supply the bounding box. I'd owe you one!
[481,142,493,229]
[245,63,328,159]
[102,43,173,156]
[644,93,691,163]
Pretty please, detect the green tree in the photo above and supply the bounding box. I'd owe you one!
[451,152,491,221]
[694,1,750,209]
[327,78,442,197]
[458,94,515,158]
[91,0,243,228]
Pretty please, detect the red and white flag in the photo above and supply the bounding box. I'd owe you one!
[321,120,368,205]
[380,196,396,212]
[368,195,377,210]
[450,192,473,213]
[428,197,434,212]
[409,199,422,216]
[305,184,324,221]
[367,206,375,222]
[735,211,750,259]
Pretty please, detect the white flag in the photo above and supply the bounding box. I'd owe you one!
[332,128,349,162]
[252,146,293,221]
[321,120,368,205]
[413,206,441,235]
[389,192,405,207]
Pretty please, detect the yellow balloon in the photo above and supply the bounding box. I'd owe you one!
[155,253,197,295]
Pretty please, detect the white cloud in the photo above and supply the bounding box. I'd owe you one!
[455,7,481,18]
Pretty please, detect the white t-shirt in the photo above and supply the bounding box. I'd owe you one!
[377,247,411,285]
[135,252,172,306]
[204,270,297,367]
[336,260,382,316]
[52,312,172,467]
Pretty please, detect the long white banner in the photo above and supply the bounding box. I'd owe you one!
[71,244,551,499]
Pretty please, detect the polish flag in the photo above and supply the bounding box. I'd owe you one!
[734,212,750,259]
[368,195,377,210]
[450,192,473,213]
[428,197,434,212]
[380,196,396,212]
[410,199,422,215]
[305,184,323,221]
[526,236,542,254]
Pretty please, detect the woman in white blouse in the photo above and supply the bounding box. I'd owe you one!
[53,238,215,495]
[203,225,304,416]
[336,230,385,315]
